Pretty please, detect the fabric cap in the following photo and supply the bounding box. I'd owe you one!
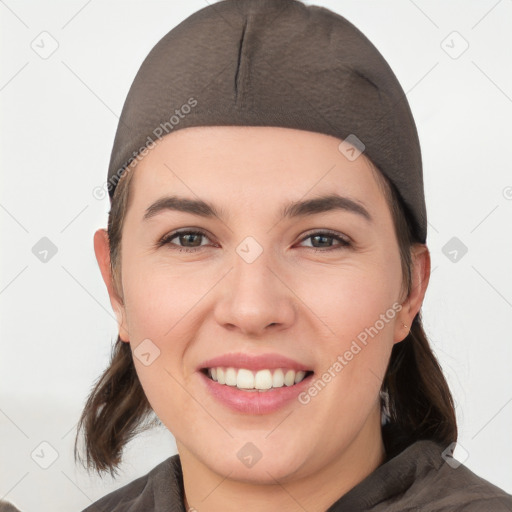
[106,0,427,242]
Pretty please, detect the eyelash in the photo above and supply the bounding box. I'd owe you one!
[157,229,351,253]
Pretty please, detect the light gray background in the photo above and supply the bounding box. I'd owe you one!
[1,1,511,511]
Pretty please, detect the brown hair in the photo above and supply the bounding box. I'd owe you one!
[375,167,458,459]
[74,166,159,477]
[74,157,457,475]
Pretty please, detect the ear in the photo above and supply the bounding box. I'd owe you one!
[394,243,430,343]
[93,228,130,342]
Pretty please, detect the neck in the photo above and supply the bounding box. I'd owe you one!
[178,407,386,512]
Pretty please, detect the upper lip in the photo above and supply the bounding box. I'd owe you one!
[198,352,313,372]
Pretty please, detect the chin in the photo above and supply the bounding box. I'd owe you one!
[195,437,312,484]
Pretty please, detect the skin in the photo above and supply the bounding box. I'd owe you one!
[94,126,430,512]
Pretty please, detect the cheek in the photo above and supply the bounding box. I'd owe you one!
[297,297,397,439]
[121,253,203,339]
[120,255,213,422]
[295,253,401,401]
[299,251,401,338]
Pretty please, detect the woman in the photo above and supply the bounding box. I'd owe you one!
[75,0,512,510]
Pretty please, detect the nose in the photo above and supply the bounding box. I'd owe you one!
[213,245,297,337]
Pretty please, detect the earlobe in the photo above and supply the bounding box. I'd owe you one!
[93,228,130,342]
[394,244,431,343]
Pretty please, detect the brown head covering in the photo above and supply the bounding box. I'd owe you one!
[106,0,427,242]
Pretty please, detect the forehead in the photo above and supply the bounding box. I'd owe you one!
[126,126,388,217]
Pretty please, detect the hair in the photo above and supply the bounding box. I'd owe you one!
[74,151,457,476]
[74,166,160,477]
[372,167,458,459]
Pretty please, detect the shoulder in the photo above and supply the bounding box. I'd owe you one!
[394,440,512,511]
[81,454,185,512]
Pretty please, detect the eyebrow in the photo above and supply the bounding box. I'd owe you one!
[142,193,372,223]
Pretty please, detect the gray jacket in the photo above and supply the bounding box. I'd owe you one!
[81,440,512,511]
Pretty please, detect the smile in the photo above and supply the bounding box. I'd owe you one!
[202,367,314,391]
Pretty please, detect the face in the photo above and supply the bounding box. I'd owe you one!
[96,126,422,485]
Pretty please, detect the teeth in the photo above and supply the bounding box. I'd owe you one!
[207,367,310,390]
[272,369,284,388]
[254,369,273,390]
[294,370,306,384]
[284,369,295,386]
[237,368,254,389]
[225,367,237,386]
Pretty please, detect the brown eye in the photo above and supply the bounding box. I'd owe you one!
[158,230,211,251]
[299,231,351,251]
[157,229,351,253]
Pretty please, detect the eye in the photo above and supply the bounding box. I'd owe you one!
[298,230,351,252]
[157,229,213,252]
[157,229,351,253]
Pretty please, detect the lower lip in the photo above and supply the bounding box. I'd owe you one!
[198,371,314,414]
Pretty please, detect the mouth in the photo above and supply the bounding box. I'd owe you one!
[198,366,315,414]
[200,367,314,392]
[196,352,315,413]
